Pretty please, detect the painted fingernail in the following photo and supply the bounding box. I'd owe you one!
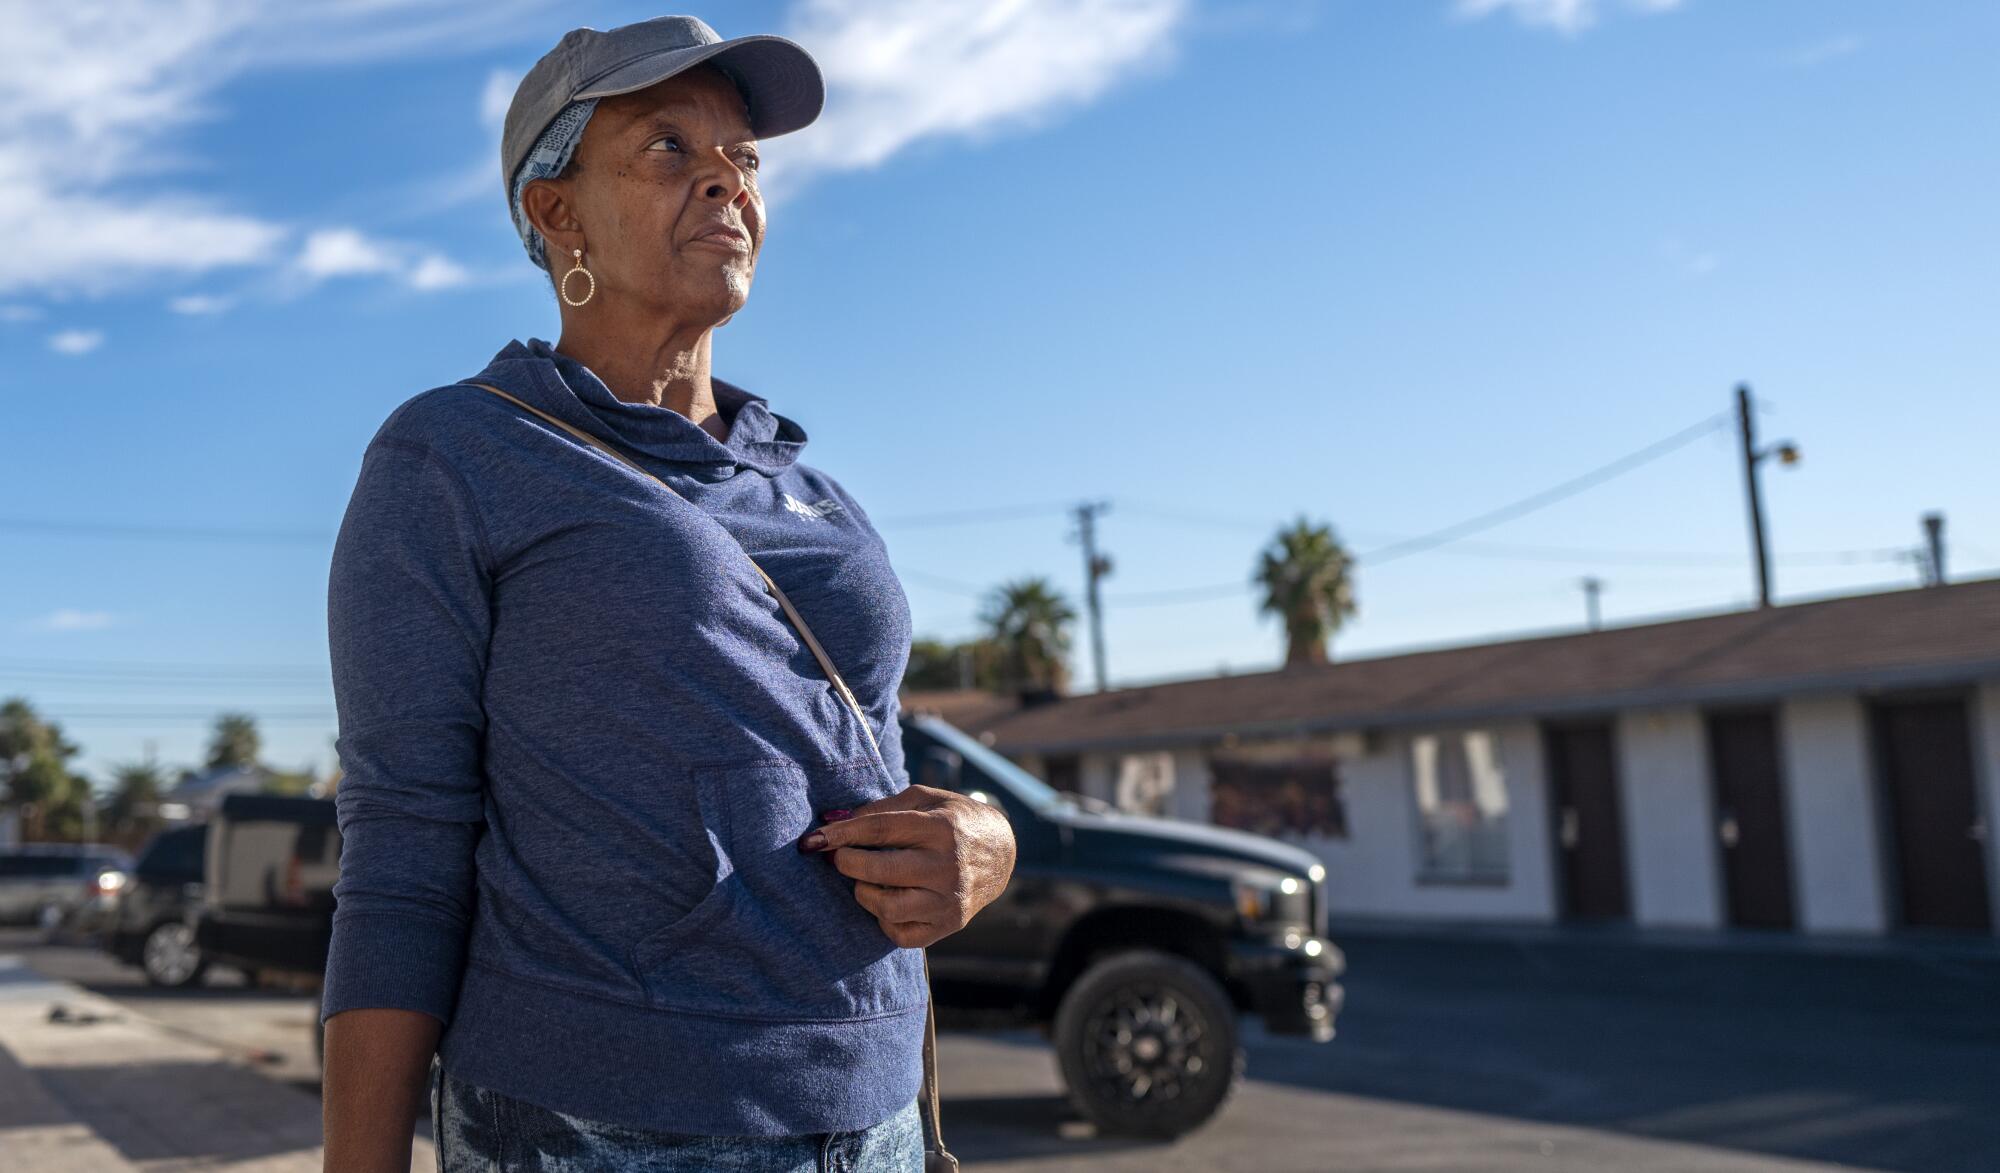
[821,809,853,822]
[797,831,828,853]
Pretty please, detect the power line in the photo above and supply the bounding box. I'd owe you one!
[872,501,1071,528]
[1118,504,1911,568]
[1356,413,1733,566]
[0,658,330,683]
[0,516,332,543]
[1107,581,1254,606]
[895,568,991,597]
[34,707,336,720]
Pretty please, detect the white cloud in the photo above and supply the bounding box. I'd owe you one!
[768,0,1188,190]
[292,227,471,291]
[1455,0,1685,36]
[481,66,519,132]
[296,228,402,280]
[396,66,517,219]
[37,608,118,631]
[1786,34,1862,68]
[48,329,106,355]
[33,609,119,632]
[0,304,44,322]
[409,254,472,290]
[416,2,1191,214]
[169,293,235,315]
[0,1,550,300]
[1661,238,1721,277]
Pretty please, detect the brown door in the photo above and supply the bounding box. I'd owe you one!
[1545,721,1630,921]
[1872,698,1993,931]
[1706,709,1796,929]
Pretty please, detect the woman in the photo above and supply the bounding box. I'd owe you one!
[319,15,1016,1172]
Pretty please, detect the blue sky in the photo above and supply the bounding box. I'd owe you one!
[4,0,1996,781]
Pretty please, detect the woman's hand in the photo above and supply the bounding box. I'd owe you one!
[800,784,1017,948]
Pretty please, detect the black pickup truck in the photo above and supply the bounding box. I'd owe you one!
[197,712,1341,1137]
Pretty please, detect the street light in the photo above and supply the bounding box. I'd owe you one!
[1737,385,1802,608]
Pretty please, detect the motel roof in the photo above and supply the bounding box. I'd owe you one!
[906,577,2000,756]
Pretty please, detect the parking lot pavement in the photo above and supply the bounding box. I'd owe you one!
[7,927,1995,1171]
[928,929,1996,1172]
[0,933,433,1172]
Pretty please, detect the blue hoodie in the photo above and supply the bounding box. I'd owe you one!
[320,337,924,1137]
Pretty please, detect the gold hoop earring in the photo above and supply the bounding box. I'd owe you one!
[559,247,596,307]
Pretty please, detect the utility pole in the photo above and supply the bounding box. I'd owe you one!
[1923,512,1947,587]
[1735,384,1800,609]
[1580,577,1604,631]
[1071,501,1113,692]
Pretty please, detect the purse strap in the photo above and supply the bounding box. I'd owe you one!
[463,381,958,1171]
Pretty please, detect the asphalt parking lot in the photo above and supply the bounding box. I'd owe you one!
[5,925,1996,1171]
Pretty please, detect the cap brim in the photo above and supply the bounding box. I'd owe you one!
[572,34,824,140]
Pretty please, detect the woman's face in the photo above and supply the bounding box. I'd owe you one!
[534,64,765,325]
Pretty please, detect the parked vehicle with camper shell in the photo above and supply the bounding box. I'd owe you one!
[100,823,222,987]
[197,713,1342,1138]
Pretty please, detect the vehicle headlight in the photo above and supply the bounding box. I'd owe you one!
[1233,879,1271,922]
[1233,873,1309,924]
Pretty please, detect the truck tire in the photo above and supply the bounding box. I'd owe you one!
[1053,949,1244,1139]
[140,920,210,988]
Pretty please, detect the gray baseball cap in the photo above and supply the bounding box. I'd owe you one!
[501,15,824,205]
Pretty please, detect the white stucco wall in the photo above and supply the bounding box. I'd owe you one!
[1079,753,1116,804]
[1778,695,1888,934]
[1615,708,1723,929]
[1167,749,1213,823]
[1303,722,1558,923]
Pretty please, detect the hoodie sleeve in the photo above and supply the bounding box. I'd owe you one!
[321,436,494,1026]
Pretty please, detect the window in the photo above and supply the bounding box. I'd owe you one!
[1114,752,1175,817]
[1412,730,1510,883]
[1210,750,1347,839]
[138,827,206,881]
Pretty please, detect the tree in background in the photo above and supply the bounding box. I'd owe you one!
[263,767,319,796]
[0,697,94,841]
[206,712,261,770]
[1256,517,1358,668]
[904,636,1008,693]
[978,577,1077,697]
[103,758,167,845]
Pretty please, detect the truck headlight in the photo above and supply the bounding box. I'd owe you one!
[1233,880,1270,922]
[1233,873,1308,924]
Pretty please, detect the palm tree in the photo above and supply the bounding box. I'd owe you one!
[104,759,167,841]
[978,577,1077,697]
[206,712,261,771]
[1,697,91,841]
[1255,517,1357,668]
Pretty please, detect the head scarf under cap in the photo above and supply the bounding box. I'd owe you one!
[509,97,599,273]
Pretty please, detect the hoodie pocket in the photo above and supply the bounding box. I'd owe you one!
[628,757,924,1020]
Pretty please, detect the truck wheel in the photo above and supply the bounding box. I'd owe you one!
[1053,949,1244,1139]
[141,920,209,988]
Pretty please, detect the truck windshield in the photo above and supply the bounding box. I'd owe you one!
[910,715,1070,815]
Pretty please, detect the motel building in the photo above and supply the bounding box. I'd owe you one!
[910,578,2000,938]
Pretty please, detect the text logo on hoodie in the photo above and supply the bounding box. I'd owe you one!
[783,492,845,521]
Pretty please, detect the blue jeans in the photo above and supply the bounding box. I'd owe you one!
[429,1054,924,1172]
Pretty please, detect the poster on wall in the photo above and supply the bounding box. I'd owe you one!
[1115,751,1175,817]
[1208,742,1347,839]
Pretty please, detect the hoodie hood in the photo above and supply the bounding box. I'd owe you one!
[468,337,808,479]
